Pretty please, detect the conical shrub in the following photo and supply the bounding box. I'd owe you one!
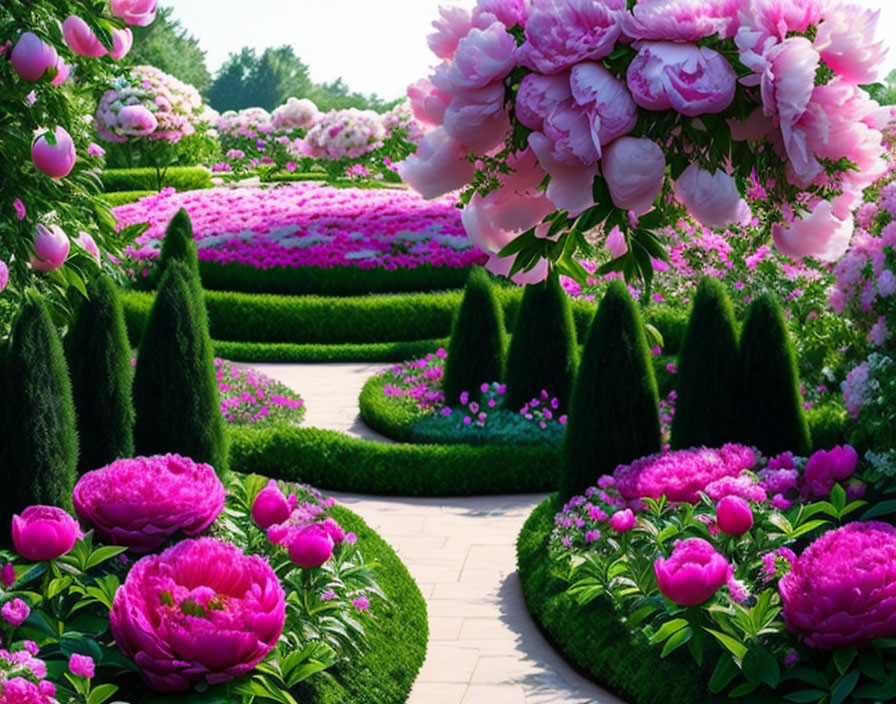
[158,208,200,279]
[67,274,135,473]
[671,278,739,450]
[736,294,810,456]
[505,273,578,412]
[133,260,228,472]
[561,281,661,499]
[443,267,507,404]
[0,297,78,527]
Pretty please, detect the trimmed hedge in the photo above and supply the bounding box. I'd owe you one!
[294,504,427,704]
[100,167,213,193]
[359,375,424,442]
[213,339,449,364]
[228,425,560,495]
[100,190,154,206]
[518,496,732,704]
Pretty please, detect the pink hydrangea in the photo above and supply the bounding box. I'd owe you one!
[110,538,286,692]
[780,522,896,649]
[73,455,226,552]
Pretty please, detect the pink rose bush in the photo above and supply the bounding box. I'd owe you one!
[404,0,890,285]
[73,454,226,552]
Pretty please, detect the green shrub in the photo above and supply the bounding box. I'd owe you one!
[562,281,661,499]
[157,209,200,277]
[671,278,739,450]
[212,339,450,364]
[443,268,507,403]
[133,261,228,472]
[66,275,135,473]
[736,294,810,456]
[645,305,689,356]
[0,298,78,525]
[358,375,425,442]
[100,166,212,193]
[228,425,560,495]
[100,190,155,207]
[505,274,579,412]
[808,401,851,450]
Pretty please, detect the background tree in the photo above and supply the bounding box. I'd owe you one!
[128,6,211,95]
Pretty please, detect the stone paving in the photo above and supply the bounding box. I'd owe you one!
[249,363,624,704]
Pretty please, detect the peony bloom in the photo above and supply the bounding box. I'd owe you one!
[427,5,473,60]
[110,28,133,61]
[442,81,511,153]
[110,538,286,692]
[68,654,95,679]
[475,0,529,28]
[522,0,624,75]
[398,128,475,199]
[74,232,101,265]
[485,251,550,285]
[271,97,318,130]
[110,0,158,26]
[780,522,896,649]
[655,538,730,606]
[814,5,886,85]
[0,261,8,295]
[802,445,858,499]
[251,481,295,530]
[51,57,71,86]
[73,455,226,553]
[569,62,637,146]
[10,33,58,82]
[12,506,81,562]
[2,598,30,627]
[605,226,628,258]
[602,137,665,214]
[32,126,77,179]
[716,496,754,536]
[627,42,736,116]
[117,105,159,138]
[622,0,742,42]
[286,524,334,568]
[674,164,751,230]
[407,77,451,127]
[528,131,596,216]
[32,224,70,272]
[62,16,107,58]
[772,201,854,262]
[446,21,518,90]
[608,509,636,532]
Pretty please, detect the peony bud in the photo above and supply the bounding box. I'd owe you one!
[62,16,107,58]
[32,126,77,179]
[287,524,334,568]
[32,224,70,272]
[110,0,159,27]
[110,28,133,61]
[655,538,730,606]
[716,496,753,536]
[674,163,751,230]
[608,509,636,532]
[10,32,58,82]
[251,481,292,530]
[12,506,81,562]
[602,137,665,214]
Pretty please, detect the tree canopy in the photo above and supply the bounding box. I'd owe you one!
[128,7,212,94]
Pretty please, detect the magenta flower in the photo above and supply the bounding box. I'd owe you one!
[716,496,754,537]
[73,455,226,553]
[1,598,30,627]
[110,538,286,692]
[13,199,26,221]
[0,261,8,295]
[32,224,70,272]
[780,523,896,649]
[10,33,58,82]
[32,127,77,179]
[12,506,81,562]
[801,445,858,499]
[251,480,295,530]
[110,0,158,26]
[655,538,730,606]
[608,509,635,533]
[62,16,107,58]
[68,654,94,679]
[285,524,334,569]
[1,564,15,588]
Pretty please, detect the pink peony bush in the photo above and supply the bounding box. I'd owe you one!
[110,537,286,692]
[301,108,387,161]
[72,454,226,552]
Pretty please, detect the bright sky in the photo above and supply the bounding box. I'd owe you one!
[164,0,896,100]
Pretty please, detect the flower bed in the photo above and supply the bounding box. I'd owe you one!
[115,184,486,292]
[215,358,305,426]
[0,463,425,703]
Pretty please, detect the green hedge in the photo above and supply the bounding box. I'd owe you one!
[359,375,424,442]
[228,425,560,495]
[100,190,155,207]
[518,496,732,704]
[101,167,213,193]
[213,339,447,364]
[295,504,427,704]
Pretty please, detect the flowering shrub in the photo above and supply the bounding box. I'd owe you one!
[301,108,386,161]
[115,184,485,275]
[402,0,890,287]
[215,358,305,426]
[546,443,896,702]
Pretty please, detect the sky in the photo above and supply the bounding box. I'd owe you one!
[164,0,896,100]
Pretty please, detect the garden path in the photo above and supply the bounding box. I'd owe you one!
[252,363,625,704]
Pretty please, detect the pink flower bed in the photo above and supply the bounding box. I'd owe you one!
[115,183,486,272]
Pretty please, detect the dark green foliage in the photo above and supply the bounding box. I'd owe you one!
[100,167,212,193]
[99,190,155,207]
[228,425,559,496]
[133,262,228,472]
[157,209,200,279]
[67,276,134,473]
[518,497,731,704]
[359,375,426,442]
[736,295,810,456]
[808,402,851,451]
[562,281,661,499]
[443,268,507,404]
[671,278,739,450]
[294,504,427,704]
[0,298,78,526]
[505,274,579,412]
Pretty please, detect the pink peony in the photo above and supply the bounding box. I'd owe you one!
[772,201,854,262]
[68,654,94,679]
[485,251,550,285]
[780,522,896,649]
[2,598,30,627]
[117,105,159,138]
[62,16,107,58]
[51,57,71,86]
[0,261,8,295]
[427,5,473,60]
[515,72,573,132]
[442,81,511,153]
[655,538,730,606]
[569,62,638,147]
[32,126,77,179]
[110,538,285,692]
[251,481,295,530]
[74,232,101,265]
[32,224,70,272]
[408,78,451,127]
[475,0,529,28]
[627,42,736,116]
[446,21,518,90]
[286,524,334,568]
[10,33,58,82]
[674,164,751,230]
[602,137,665,214]
[522,0,624,75]
[12,506,81,562]
[73,455,226,553]
[528,131,596,216]
[398,128,475,199]
[716,496,754,536]
[110,0,158,26]
[622,0,742,42]
[801,445,858,499]
[605,226,628,258]
[110,28,133,61]
[814,5,886,85]
[608,509,636,532]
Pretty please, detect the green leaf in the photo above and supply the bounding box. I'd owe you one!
[660,626,693,658]
[728,681,759,698]
[832,647,856,676]
[87,684,118,704]
[861,500,896,520]
[705,629,748,660]
[85,546,128,570]
[784,690,826,703]
[708,654,740,694]
[854,672,896,700]
[858,648,887,682]
[742,647,780,688]
[830,483,847,514]
[649,618,688,645]
[831,670,860,704]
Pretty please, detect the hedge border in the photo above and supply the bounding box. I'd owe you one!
[213,338,448,364]
[100,190,155,207]
[517,495,733,704]
[228,425,560,496]
[101,167,213,193]
[295,503,428,704]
